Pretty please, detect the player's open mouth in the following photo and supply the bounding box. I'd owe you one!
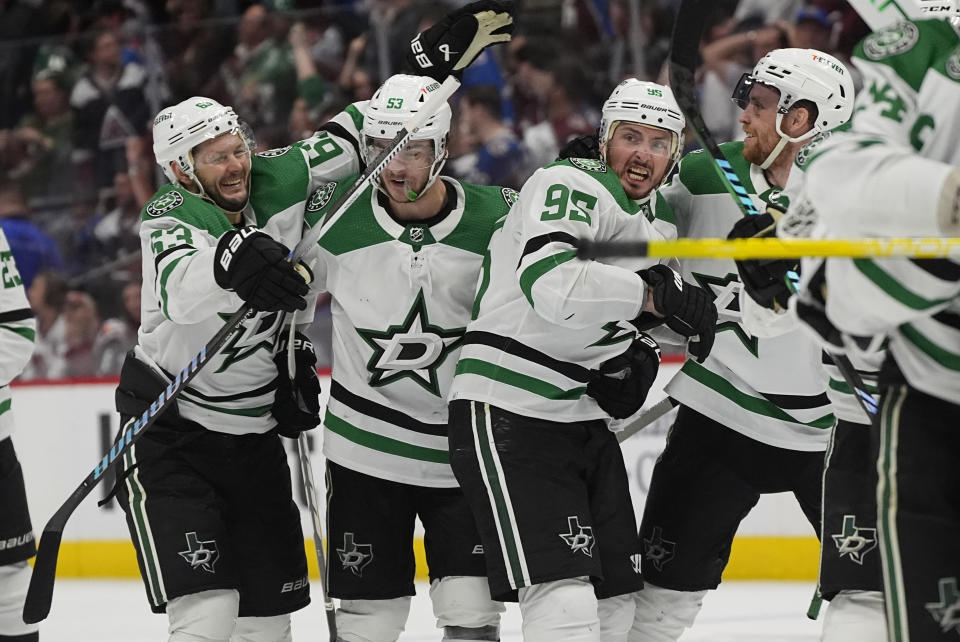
[627,165,651,182]
[221,177,245,193]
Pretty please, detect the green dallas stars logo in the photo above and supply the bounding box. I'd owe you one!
[356,290,465,396]
[215,310,282,373]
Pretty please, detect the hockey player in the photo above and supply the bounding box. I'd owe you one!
[0,228,38,641]
[112,3,514,639]
[626,49,855,641]
[447,79,718,642]
[737,16,960,640]
[302,73,508,642]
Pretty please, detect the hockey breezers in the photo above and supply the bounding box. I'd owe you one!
[22,75,463,625]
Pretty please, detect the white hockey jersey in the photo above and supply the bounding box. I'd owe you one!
[448,158,675,423]
[0,229,36,441]
[660,142,834,451]
[305,176,513,487]
[137,128,359,435]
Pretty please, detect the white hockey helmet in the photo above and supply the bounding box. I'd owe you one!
[152,96,254,186]
[598,79,686,188]
[732,48,854,168]
[360,74,452,201]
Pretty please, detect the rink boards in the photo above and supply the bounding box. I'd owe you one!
[9,360,820,581]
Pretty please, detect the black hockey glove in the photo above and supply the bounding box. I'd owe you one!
[636,264,718,362]
[213,226,309,313]
[728,209,799,310]
[406,0,514,81]
[587,333,661,419]
[557,132,600,161]
[272,332,322,437]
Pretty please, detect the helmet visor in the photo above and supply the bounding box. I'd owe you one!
[362,135,437,171]
[731,73,757,110]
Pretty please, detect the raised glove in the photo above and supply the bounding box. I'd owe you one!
[213,226,309,313]
[557,132,600,161]
[587,334,661,419]
[728,209,799,310]
[406,0,514,81]
[636,264,717,362]
[272,331,322,437]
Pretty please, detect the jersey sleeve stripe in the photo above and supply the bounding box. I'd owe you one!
[319,121,362,168]
[518,232,579,266]
[0,308,34,323]
[462,330,593,382]
[182,398,273,417]
[0,324,35,342]
[158,250,198,319]
[329,380,448,436]
[518,250,577,308]
[852,258,953,310]
[900,322,960,371]
[0,398,10,417]
[153,244,195,272]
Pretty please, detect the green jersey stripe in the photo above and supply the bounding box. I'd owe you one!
[0,324,35,342]
[0,398,10,416]
[899,322,960,371]
[519,251,577,308]
[325,412,449,464]
[183,398,273,417]
[853,258,951,310]
[682,360,834,428]
[158,251,197,319]
[455,358,587,400]
[829,377,879,394]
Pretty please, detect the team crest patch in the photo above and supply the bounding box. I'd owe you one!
[862,22,919,60]
[831,515,877,565]
[501,187,519,207]
[178,531,219,573]
[643,526,677,571]
[307,182,337,212]
[337,532,374,577]
[146,190,184,217]
[946,46,960,81]
[795,131,833,168]
[569,157,607,173]
[559,516,595,558]
[256,145,291,158]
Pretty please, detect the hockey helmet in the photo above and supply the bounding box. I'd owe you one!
[360,74,452,201]
[598,79,686,189]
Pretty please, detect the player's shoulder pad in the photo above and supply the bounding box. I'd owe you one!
[441,180,518,255]
[855,19,960,90]
[676,141,753,195]
[538,158,638,211]
[141,184,234,237]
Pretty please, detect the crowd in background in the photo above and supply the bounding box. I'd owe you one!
[0,0,871,379]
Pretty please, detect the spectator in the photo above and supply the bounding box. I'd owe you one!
[0,71,75,202]
[449,84,527,189]
[0,181,65,289]
[61,288,101,377]
[70,30,151,189]
[336,33,376,102]
[92,279,140,376]
[790,6,836,52]
[158,0,232,103]
[74,171,142,273]
[22,269,68,380]
[205,3,297,130]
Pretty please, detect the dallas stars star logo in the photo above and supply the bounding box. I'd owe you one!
[356,290,464,396]
[643,526,677,571]
[831,515,877,565]
[215,310,282,373]
[178,532,219,573]
[926,577,960,635]
[690,271,759,357]
[559,516,595,557]
[337,532,374,577]
[587,321,636,348]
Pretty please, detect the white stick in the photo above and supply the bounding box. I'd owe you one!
[616,397,676,443]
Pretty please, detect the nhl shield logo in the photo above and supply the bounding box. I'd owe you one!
[307,182,337,212]
[409,226,425,243]
[146,191,184,217]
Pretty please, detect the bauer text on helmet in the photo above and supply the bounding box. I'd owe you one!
[599,79,685,200]
[152,97,255,211]
[361,74,452,202]
[731,48,854,169]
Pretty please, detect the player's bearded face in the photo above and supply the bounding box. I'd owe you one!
[739,83,781,166]
[369,138,438,202]
[192,133,252,212]
[603,123,673,200]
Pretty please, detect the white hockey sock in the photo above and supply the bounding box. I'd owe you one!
[629,583,706,642]
[336,597,411,642]
[518,577,601,642]
[167,589,238,642]
[598,594,635,642]
[232,614,291,642]
[0,563,38,638]
[430,576,503,641]
[822,590,887,642]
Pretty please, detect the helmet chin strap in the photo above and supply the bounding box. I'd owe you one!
[759,112,818,170]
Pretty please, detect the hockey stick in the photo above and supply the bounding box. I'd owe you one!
[616,397,676,443]
[283,322,336,640]
[576,236,960,260]
[22,75,462,625]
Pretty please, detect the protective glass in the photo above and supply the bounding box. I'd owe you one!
[605,123,677,160]
[362,135,437,171]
